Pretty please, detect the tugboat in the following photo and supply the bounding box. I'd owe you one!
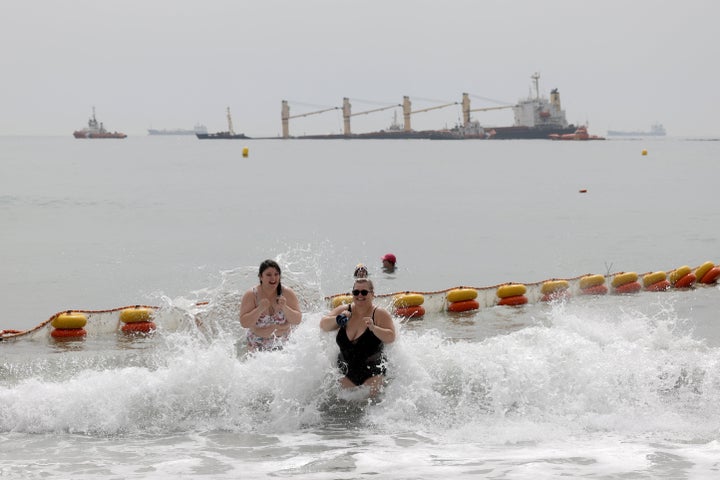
[549,125,605,140]
[196,107,249,139]
[73,107,127,139]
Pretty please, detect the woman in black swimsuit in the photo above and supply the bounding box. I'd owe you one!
[320,278,396,397]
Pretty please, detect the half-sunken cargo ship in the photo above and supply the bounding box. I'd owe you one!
[281,73,578,140]
[73,108,127,139]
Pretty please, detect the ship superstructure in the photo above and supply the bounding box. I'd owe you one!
[73,107,127,139]
[513,73,569,129]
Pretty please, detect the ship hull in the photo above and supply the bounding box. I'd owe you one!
[196,133,249,139]
[487,125,577,140]
[73,131,127,139]
[294,129,460,140]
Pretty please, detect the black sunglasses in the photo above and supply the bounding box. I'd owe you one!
[352,289,372,296]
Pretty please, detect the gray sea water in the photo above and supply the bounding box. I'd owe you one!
[1,135,719,478]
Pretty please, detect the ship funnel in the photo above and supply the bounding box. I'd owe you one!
[550,88,561,109]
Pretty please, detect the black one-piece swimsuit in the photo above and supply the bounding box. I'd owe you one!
[336,307,385,386]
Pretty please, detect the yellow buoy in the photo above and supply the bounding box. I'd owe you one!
[541,280,570,295]
[497,283,527,299]
[579,274,605,289]
[52,312,88,329]
[641,149,648,156]
[642,271,667,287]
[393,293,425,307]
[242,147,249,157]
[611,272,639,288]
[446,288,478,303]
[330,295,353,308]
[120,307,153,324]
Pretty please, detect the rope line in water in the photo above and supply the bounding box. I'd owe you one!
[2,262,718,341]
[341,261,720,299]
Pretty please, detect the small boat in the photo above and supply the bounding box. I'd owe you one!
[73,107,127,139]
[196,107,250,139]
[549,125,605,141]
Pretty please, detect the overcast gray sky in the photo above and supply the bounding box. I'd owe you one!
[2,0,717,137]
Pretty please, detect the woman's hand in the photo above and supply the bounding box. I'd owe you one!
[257,297,270,313]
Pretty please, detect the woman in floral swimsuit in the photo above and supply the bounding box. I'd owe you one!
[240,259,303,351]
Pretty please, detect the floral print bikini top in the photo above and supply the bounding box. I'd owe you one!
[246,286,288,350]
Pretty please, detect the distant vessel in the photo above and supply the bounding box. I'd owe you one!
[607,123,667,137]
[485,73,576,139]
[148,124,208,136]
[196,108,249,139]
[549,125,605,141]
[73,107,127,139]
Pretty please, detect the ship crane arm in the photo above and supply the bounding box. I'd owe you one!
[288,106,340,119]
[410,102,458,114]
[469,105,516,113]
[349,104,401,117]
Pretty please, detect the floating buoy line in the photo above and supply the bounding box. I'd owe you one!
[1,261,719,342]
[331,261,720,320]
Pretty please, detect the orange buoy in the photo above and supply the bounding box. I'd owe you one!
[448,299,480,312]
[700,266,720,284]
[673,273,696,289]
[645,279,671,292]
[613,281,642,294]
[642,271,667,288]
[694,262,715,283]
[394,305,425,318]
[540,280,571,302]
[121,321,156,334]
[498,295,528,306]
[540,290,571,302]
[51,328,87,339]
[579,285,608,295]
[669,266,692,285]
